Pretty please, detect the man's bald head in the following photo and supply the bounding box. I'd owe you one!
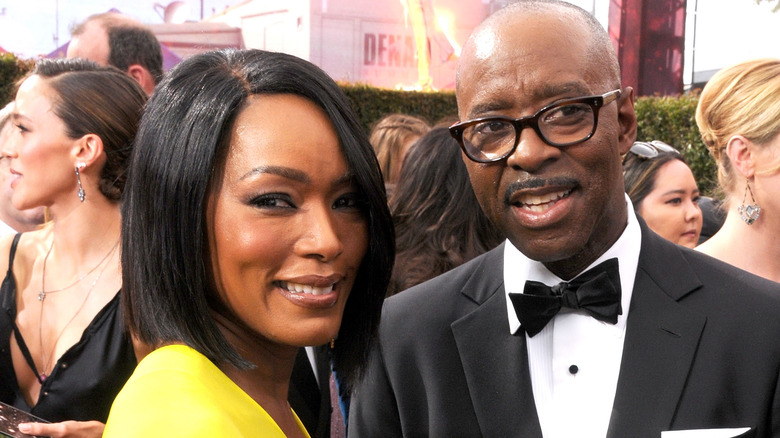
[458,0,620,93]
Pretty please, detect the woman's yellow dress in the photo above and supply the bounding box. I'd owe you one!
[104,344,310,437]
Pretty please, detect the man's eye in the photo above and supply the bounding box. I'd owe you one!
[474,121,512,135]
[543,103,590,124]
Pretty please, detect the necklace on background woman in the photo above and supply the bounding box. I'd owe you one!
[36,240,119,382]
[38,239,120,302]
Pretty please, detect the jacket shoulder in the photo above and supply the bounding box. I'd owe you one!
[380,243,505,331]
[641,231,780,316]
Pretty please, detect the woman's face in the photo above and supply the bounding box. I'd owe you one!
[637,159,703,248]
[2,75,77,210]
[207,94,368,349]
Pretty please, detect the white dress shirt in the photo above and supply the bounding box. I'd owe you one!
[504,195,642,438]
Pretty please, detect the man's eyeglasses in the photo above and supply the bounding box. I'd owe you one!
[448,89,621,163]
[625,140,679,161]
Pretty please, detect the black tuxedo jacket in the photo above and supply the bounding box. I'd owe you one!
[350,223,780,437]
[289,346,332,438]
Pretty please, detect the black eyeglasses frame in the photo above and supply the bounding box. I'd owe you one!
[449,89,622,163]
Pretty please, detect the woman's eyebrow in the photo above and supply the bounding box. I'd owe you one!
[240,165,309,183]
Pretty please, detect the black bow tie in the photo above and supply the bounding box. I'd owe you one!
[509,258,622,337]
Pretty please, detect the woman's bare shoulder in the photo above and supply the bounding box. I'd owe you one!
[0,226,51,274]
[0,233,19,274]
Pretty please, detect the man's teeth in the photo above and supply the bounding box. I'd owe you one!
[519,190,571,211]
[280,281,334,296]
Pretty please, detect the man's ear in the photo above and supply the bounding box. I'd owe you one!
[616,86,637,156]
[126,64,156,95]
[725,135,755,178]
[73,134,105,169]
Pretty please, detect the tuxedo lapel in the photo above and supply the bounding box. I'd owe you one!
[289,346,331,438]
[451,245,543,437]
[313,345,333,435]
[607,227,707,438]
[289,347,320,430]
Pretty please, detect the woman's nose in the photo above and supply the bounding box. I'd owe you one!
[294,206,345,262]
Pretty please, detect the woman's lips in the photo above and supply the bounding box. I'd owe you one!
[278,280,334,296]
[274,276,343,309]
[7,168,21,189]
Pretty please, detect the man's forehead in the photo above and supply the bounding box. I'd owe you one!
[459,9,589,77]
[469,27,499,62]
[456,12,603,114]
[457,49,595,118]
[456,76,595,120]
[479,7,584,48]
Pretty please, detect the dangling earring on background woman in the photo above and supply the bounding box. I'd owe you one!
[75,162,86,202]
[737,178,760,225]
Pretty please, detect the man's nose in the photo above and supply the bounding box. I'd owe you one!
[505,128,561,172]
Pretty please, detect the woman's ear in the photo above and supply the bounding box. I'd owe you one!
[73,134,104,169]
[725,135,755,178]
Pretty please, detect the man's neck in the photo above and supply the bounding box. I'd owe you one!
[543,202,630,280]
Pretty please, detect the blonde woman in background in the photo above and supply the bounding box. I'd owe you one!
[695,58,780,282]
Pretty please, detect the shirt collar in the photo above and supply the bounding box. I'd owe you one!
[504,194,642,334]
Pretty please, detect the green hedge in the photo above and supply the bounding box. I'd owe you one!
[635,93,717,196]
[1,53,716,195]
[340,83,458,131]
[0,53,33,107]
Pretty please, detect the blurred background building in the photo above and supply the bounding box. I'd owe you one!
[148,0,487,91]
[3,0,779,95]
[141,0,686,94]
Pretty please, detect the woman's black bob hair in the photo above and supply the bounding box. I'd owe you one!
[121,49,394,391]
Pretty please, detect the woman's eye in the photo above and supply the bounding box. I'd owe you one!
[15,123,29,133]
[250,194,295,209]
[666,197,682,205]
[334,193,363,210]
